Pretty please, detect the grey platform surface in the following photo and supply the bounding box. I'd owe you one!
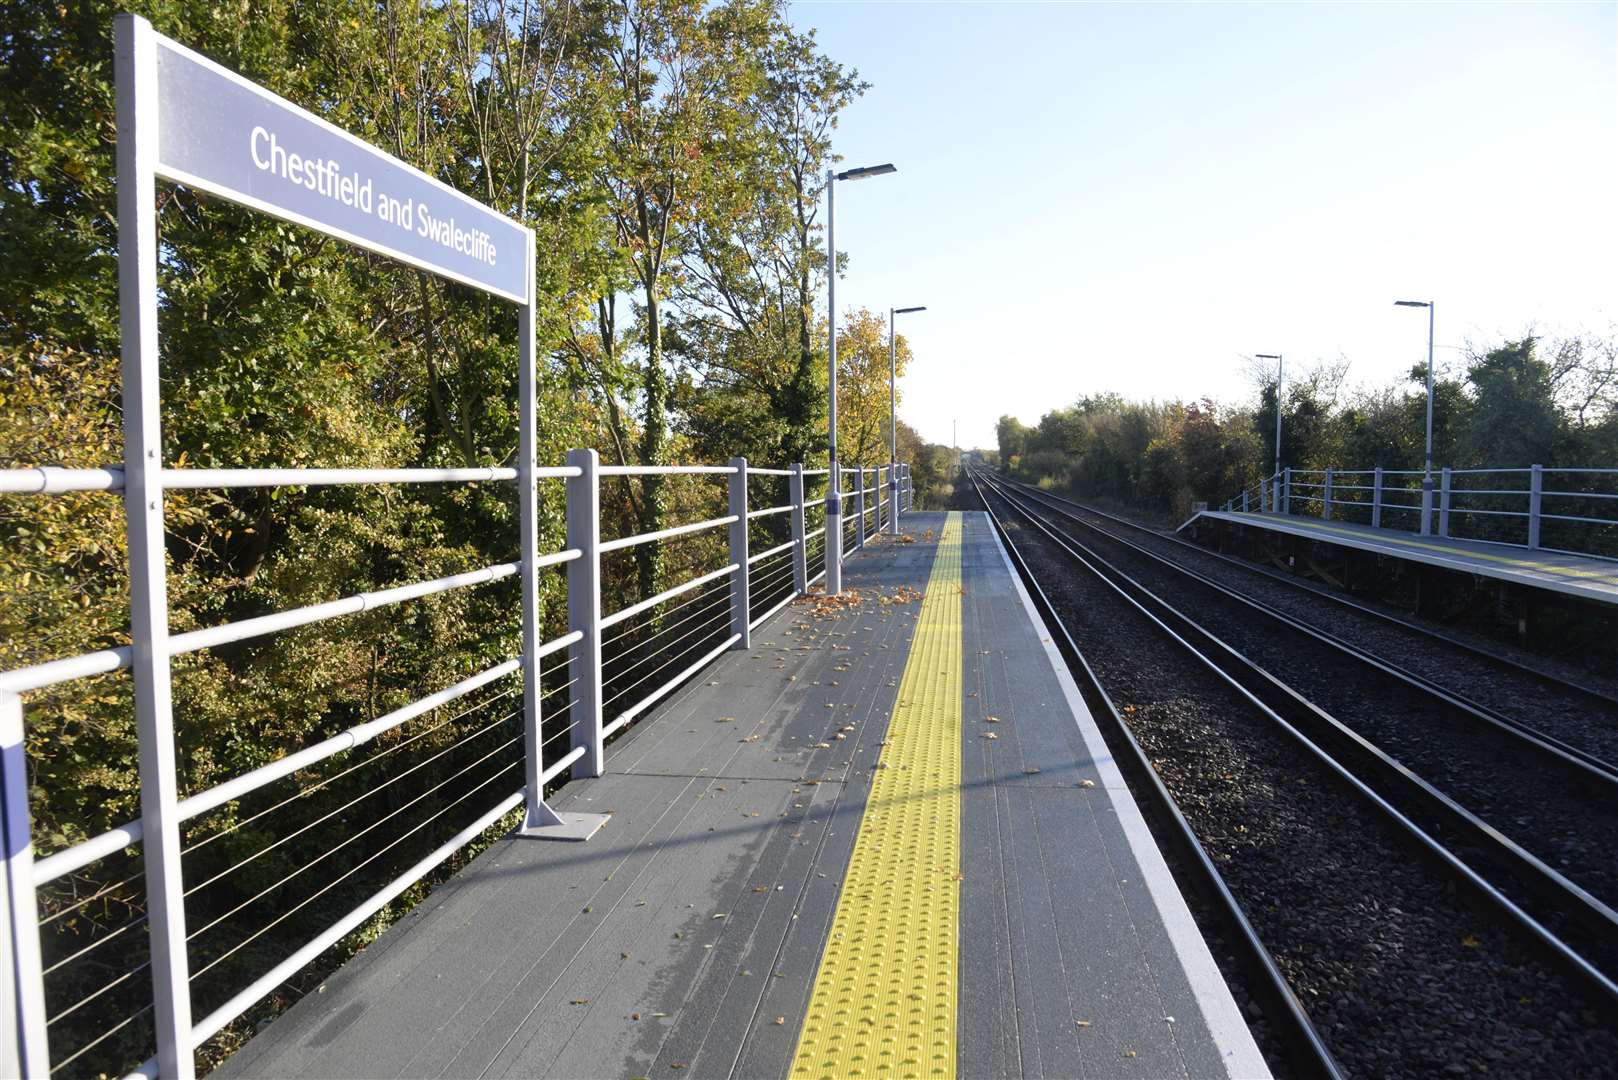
[1189,509,1618,605]
[218,512,1264,1080]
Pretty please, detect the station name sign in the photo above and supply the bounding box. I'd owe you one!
[152,34,529,304]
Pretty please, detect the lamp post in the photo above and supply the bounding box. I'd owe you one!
[1395,300,1436,534]
[1256,352,1283,486]
[825,162,896,595]
[888,305,925,534]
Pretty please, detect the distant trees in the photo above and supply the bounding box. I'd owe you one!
[1000,332,1618,520]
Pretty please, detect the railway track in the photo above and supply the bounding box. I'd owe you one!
[967,469,1618,1079]
[982,475,1618,942]
[1006,475,1618,749]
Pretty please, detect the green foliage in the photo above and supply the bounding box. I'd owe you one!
[1004,332,1617,523]
[0,1,890,1074]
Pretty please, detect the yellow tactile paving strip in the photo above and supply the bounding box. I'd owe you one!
[789,513,964,1080]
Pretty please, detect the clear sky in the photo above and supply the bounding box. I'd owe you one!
[789,1,1617,450]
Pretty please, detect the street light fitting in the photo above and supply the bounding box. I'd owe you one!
[835,163,897,181]
[895,305,927,314]
[1254,353,1281,360]
[1394,300,1431,308]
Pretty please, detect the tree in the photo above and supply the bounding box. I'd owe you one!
[1460,337,1564,467]
[833,307,911,467]
[673,18,864,468]
[995,415,1031,467]
[595,0,765,599]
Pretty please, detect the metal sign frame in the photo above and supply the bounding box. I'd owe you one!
[108,14,572,1078]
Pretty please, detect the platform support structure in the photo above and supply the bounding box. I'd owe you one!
[3,693,48,1079]
[728,458,751,649]
[565,448,604,779]
[1371,467,1384,529]
[1528,463,1543,549]
[790,463,808,594]
[116,19,195,1075]
[517,447,610,841]
[887,462,900,535]
[1438,467,1452,538]
[854,467,866,549]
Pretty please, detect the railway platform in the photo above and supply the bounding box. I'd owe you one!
[1184,510,1618,607]
[216,512,1265,1080]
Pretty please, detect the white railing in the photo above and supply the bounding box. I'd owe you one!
[1,456,911,1078]
[1221,465,1618,559]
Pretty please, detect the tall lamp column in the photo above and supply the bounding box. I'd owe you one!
[888,305,926,534]
[824,162,896,594]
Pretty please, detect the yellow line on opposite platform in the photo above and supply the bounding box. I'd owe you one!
[1233,513,1618,583]
[790,512,964,1080]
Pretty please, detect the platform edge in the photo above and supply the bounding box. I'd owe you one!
[981,511,1272,1080]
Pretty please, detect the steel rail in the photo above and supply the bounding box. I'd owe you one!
[976,472,1618,1003]
[1000,480,1618,786]
[1000,475,1618,714]
[966,473,1342,1080]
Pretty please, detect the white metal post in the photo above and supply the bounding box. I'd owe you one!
[1439,467,1452,538]
[728,459,750,649]
[1528,464,1544,549]
[517,231,549,826]
[1284,467,1292,515]
[516,259,603,841]
[1372,467,1384,529]
[854,466,866,549]
[1242,489,1249,513]
[2,693,49,1078]
[566,449,604,777]
[1323,468,1334,521]
[789,464,807,594]
[116,17,196,1077]
[825,170,842,595]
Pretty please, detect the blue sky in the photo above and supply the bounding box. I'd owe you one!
[790,1,1617,449]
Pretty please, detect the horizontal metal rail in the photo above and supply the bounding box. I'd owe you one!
[5,444,914,1079]
[168,561,533,658]
[598,464,737,476]
[31,638,570,887]
[1219,463,1618,556]
[0,464,587,493]
[599,514,738,554]
[600,564,738,631]
[748,539,796,565]
[602,634,741,738]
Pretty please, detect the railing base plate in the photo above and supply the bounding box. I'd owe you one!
[515,810,610,842]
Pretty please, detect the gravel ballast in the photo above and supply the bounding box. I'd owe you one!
[975,485,1618,1080]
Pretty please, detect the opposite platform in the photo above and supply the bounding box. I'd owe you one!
[1186,509,1618,606]
[219,512,1265,1080]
